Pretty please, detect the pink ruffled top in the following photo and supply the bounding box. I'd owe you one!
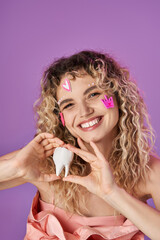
[24,192,144,240]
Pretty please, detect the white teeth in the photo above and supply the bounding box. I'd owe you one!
[80,118,100,128]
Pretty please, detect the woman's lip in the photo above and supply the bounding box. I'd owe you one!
[78,116,103,126]
[78,116,103,132]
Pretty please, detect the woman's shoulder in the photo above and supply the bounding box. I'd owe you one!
[149,154,160,170]
[136,154,160,201]
[147,154,160,188]
[145,154,160,209]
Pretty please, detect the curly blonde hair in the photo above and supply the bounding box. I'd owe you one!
[34,50,156,215]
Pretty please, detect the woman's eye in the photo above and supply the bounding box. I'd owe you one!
[63,103,73,109]
[89,92,100,98]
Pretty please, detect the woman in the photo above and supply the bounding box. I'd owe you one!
[1,50,160,239]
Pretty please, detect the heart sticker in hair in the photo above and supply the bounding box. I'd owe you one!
[62,79,71,92]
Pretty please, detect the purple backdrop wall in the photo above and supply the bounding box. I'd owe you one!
[0,1,160,239]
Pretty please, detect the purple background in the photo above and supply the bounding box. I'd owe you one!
[0,1,160,239]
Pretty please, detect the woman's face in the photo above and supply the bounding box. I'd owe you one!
[57,73,119,143]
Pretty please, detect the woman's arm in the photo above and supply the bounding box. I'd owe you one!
[103,181,160,240]
[0,150,21,181]
[63,141,160,240]
[0,178,26,190]
[0,150,26,189]
[103,156,160,239]
[0,133,64,190]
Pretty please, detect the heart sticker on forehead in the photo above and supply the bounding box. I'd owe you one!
[62,79,71,92]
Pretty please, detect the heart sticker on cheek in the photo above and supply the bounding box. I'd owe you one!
[62,79,71,92]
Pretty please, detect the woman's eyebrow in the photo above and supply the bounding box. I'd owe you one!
[59,98,73,108]
[59,86,98,108]
[83,85,98,95]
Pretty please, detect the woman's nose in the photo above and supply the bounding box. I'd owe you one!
[79,102,93,118]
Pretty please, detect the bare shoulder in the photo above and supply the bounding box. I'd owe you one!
[135,155,160,202]
[144,154,160,209]
[148,154,160,182]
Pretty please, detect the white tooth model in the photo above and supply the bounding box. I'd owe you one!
[53,147,74,177]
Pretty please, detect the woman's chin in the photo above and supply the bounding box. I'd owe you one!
[81,136,102,144]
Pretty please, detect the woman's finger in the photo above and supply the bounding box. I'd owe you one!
[37,173,61,182]
[89,142,112,179]
[44,144,54,151]
[63,175,88,187]
[77,137,88,151]
[34,133,54,144]
[44,142,63,151]
[41,137,64,147]
[90,141,108,164]
[45,149,55,157]
[41,139,49,146]
[65,144,96,164]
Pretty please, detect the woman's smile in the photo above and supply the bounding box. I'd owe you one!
[78,116,103,131]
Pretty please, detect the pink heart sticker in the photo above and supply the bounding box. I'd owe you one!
[62,79,71,92]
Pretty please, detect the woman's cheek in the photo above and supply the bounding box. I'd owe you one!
[64,111,79,136]
[63,111,73,126]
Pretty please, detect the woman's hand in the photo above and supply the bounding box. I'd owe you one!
[63,138,117,199]
[12,132,64,183]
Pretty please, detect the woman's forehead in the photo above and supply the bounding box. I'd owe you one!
[57,74,96,100]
